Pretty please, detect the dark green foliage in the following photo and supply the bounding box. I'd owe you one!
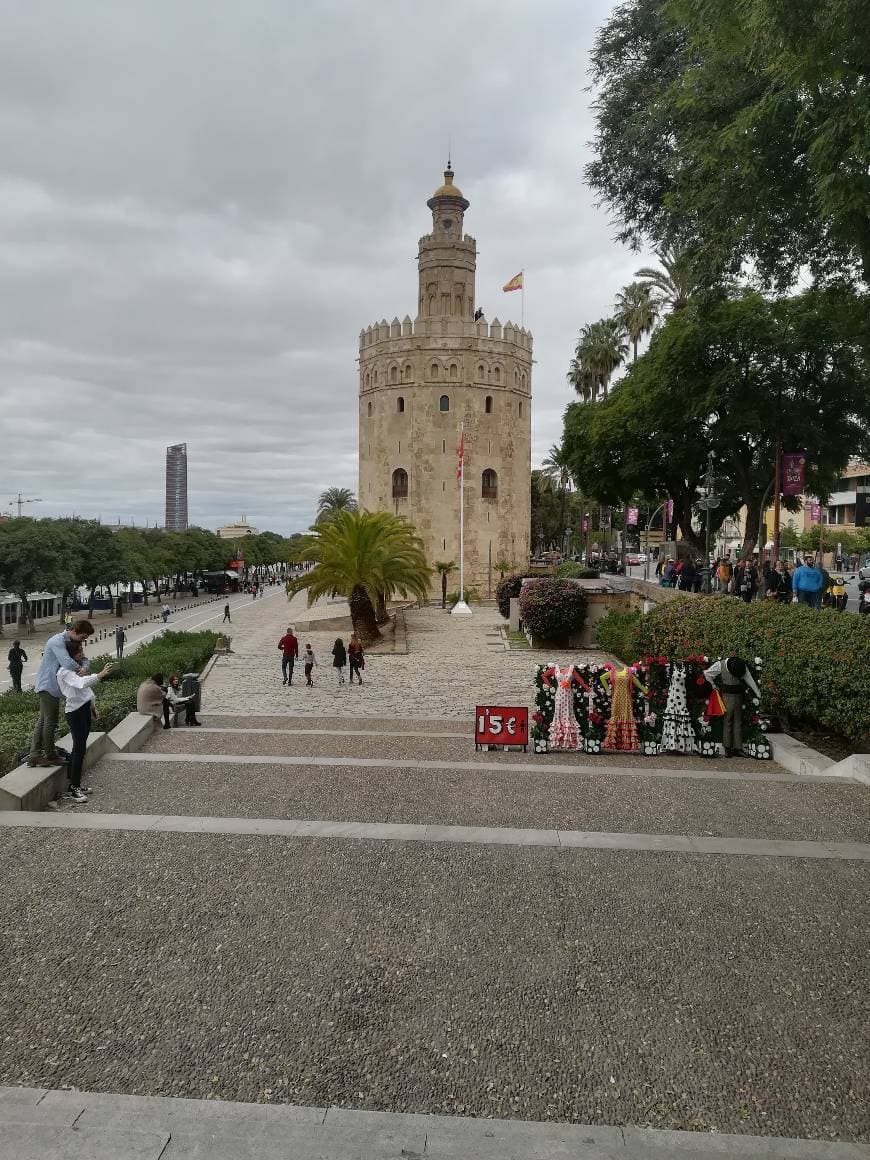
[496,573,526,619]
[554,563,599,580]
[596,608,644,660]
[518,580,588,643]
[0,631,219,778]
[637,597,870,746]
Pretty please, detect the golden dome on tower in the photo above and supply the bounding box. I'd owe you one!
[432,169,463,199]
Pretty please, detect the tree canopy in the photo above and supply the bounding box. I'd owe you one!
[585,0,870,288]
[562,289,870,552]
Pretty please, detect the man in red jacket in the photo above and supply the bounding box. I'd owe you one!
[277,626,299,686]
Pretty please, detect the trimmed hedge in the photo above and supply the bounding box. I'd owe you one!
[624,597,869,747]
[596,608,644,661]
[0,630,219,778]
[554,562,600,580]
[518,579,588,642]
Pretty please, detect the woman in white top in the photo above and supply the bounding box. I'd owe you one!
[56,640,114,803]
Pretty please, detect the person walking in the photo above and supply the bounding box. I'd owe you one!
[223,602,231,623]
[765,562,783,601]
[115,625,127,660]
[28,619,94,768]
[57,640,115,803]
[732,559,757,603]
[792,555,825,608]
[161,603,171,623]
[332,637,347,685]
[778,561,793,603]
[347,634,365,685]
[7,640,27,693]
[277,625,299,686]
[303,644,317,686]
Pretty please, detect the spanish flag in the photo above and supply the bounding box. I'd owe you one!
[456,430,465,479]
[502,271,523,292]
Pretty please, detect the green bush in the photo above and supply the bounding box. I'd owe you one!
[446,587,481,606]
[554,562,600,580]
[496,573,526,619]
[0,630,219,778]
[596,609,643,661]
[637,596,870,746]
[518,579,588,643]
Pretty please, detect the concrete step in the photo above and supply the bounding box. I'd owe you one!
[76,752,869,842]
[200,714,467,734]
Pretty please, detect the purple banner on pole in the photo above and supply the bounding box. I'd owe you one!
[582,518,589,532]
[782,453,806,496]
[665,499,674,524]
[808,501,821,523]
[626,506,638,526]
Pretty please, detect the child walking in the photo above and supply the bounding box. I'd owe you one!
[303,644,316,686]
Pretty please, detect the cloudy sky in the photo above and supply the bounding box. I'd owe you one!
[0,0,649,535]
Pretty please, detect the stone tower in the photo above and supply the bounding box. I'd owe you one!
[358,166,532,596]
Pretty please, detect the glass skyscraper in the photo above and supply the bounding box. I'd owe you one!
[165,443,188,531]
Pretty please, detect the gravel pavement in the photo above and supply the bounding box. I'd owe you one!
[0,829,866,1141]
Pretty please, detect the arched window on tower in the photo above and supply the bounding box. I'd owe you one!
[367,401,372,416]
[482,469,498,500]
[485,396,493,414]
[431,363,439,379]
[514,369,519,385]
[494,366,502,385]
[392,468,408,499]
[521,372,527,390]
[449,363,458,380]
[439,395,450,412]
[397,396,405,413]
[404,363,413,382]
[477,364,485,380]
[391,365,399,384]
[364,372,370,389]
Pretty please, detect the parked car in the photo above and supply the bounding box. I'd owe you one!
[858,554,870,582]
[625,552,647,566]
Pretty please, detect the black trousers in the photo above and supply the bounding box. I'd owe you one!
[282,656,296,683]
[9,668,22,694]
[65,702,92,788]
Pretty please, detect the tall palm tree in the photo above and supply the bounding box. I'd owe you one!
[571,318,628,400]
[540,444,574,541]
[288,509,430,643]
[614,281,658,362]
[434,560,456,609]
[316,487,358,523]
[634,246,698,313]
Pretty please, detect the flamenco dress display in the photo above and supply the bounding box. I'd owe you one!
[660,664,696,754]
[549,665,582,751]
[603,668,641,752]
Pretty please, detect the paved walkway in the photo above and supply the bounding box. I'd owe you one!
[0,595,867,1154]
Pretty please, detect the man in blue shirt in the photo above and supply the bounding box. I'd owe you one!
[791,556,825,609]
[28,619,94,767]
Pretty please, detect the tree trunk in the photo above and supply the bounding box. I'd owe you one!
[349,585,381,644]
[441,572,447,609]
[375,591,388,625]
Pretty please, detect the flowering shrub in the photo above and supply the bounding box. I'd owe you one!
[637,596,870,747]
[519,579,588,643]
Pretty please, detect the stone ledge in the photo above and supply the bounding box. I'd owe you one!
[768,733,835,778]
[825,752,870,788]
[107,712,156,754]
[0,731,110,811]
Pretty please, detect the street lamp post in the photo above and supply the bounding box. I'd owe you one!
[697,452,720,593]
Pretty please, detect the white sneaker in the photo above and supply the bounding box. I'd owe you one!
[63,787,88,804]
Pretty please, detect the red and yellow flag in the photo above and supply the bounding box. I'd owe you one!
[502,272,523,292]
[456,431,465,479]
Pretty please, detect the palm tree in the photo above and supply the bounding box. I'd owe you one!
[288,509,430,642]
[634,246,698,313]
[493,558,511,580]
[316,487,357,523]
[434,560,456,609]
[614,281,658,362]
[570,318,628,401]
[540,444,574,543]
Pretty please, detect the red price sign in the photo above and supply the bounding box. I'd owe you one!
[475,706,529,750]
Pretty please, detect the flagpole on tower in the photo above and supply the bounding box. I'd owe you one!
[451,421,471,617]
[521,268,524,328]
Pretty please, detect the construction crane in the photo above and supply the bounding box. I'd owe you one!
[9,493,42,517]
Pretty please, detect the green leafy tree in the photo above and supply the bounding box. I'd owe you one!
[614,281,659,360]
[585,0,870,287]
[539,444,575,542]
[569,318,628,401]
[0,519,80,632]
[633,246,702,314]
[316,487,358,523]
[563,289,870,553]
[288,510,430,643]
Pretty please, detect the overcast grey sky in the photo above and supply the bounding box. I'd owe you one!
[0,0,648,535]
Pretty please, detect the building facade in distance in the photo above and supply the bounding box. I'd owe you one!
[358,166,532,595]
[216,515,259,540]
[164,443,188,532]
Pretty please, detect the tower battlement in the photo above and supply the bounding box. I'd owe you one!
[359,317,533,351]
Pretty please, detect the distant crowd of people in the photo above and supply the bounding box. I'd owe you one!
[656,553,847,610]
